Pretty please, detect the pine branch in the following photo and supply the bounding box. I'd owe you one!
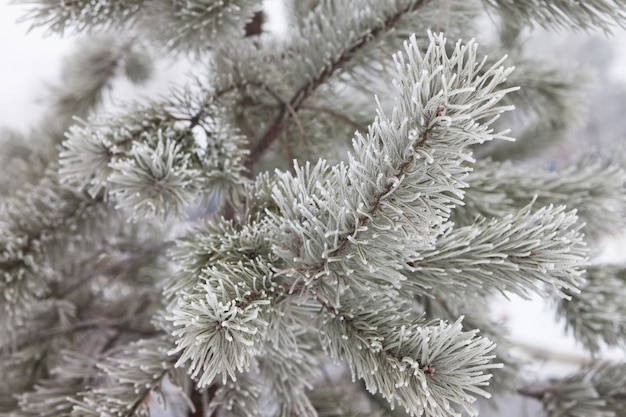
[518,362,626,417]
[248,0,434,166]
[0,129,48,196]
[10,314,159,353]
[69,337,183,417]
[13,351,96,417]
[137,0,263,55]
[21,0,145,34]
[455,157,626,236]
[0,168,113,323]
[167,258,278,387]
[8,0,626,416]
[22,0,263,53]
[164,34,519,416]
[59,101,250,219]
[206,377,264,417]
[320,297,500,417]
[482,0,626,31]
[417,296,522,394]
[268,33,517,292]
[406,202,587,299]
[557,264,626,353]
[308,379,387,417]
[49,35,153,127]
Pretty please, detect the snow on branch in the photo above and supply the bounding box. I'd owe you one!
[156,27,589,417]
[0,169,113,324]
[268,32,517,289]
[320,298,499,417]
[557,264,626,353]
[248,0,444,163]
[50,35,153,123]
[138,0,263,54]
[69,336,184,417]
[22,0,263,53]
[456,158,626,236]
[207,372,266,417]
[59,100,249,220]
[167,257,278,387]
[21,0,145,34]
[523,362,626,417]
[482,0,626,31]
[284,0,434,90]
[408,202,587,299]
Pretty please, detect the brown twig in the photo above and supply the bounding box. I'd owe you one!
[124,370,168,417]
[244,10,265,37]
[517,384,548,401]
[299,104,367,133]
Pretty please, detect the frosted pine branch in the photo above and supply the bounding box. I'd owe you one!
[0,169,113,323]
[320,303,499,417]
[139,0,263,54]
[521,362,626,417]
[456,158,626,236]
[557,264,626,353]
[69,337,182,417]
[23,0,262,53]
[268,33,517,289]
[22,0,144,33]
[59,102,249,219]
[409,202,587,298]
[5,0,626,416]
[249,0,441,164]
[168,259,278,387]
[482,0,626,31]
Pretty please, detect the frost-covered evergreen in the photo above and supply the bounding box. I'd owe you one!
[2,1,626,417]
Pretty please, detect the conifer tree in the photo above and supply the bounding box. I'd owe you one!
[2,1,626,416]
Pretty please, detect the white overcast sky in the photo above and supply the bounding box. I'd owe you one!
[1,1,624,375]
[0,4,71,130]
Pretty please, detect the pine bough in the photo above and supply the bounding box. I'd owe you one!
[165,33,535,417]
[2,1,626,417]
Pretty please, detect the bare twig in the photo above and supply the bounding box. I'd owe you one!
[300,104,367,133]
[517,384,548,401]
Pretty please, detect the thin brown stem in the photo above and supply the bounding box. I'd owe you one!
[285,99,305,146]
[299,104,367,133]
[189,388,205,417]
[244,10,265,37]
[124,370,168,417]
[263,86,306,154]
[517,384,548,401]
[188,374,218,417]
